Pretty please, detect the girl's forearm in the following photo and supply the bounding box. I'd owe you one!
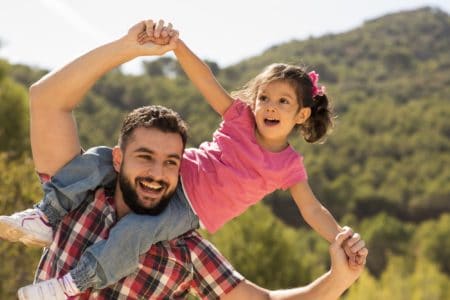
[173,40,232,115]
[303,205,342,243]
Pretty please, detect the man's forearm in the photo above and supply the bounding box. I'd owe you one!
[268,270,347,300]
[30,38,137,112]
[223,271,348,300]
[30,37,139,175]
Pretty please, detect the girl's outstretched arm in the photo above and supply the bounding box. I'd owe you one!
[290,181,367,267]
[174,40,233,116]
[289,181,342,243]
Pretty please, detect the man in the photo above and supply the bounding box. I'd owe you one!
[20,105,365,299]
[2,19,367,299]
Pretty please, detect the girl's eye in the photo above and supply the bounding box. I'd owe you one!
[280,98,289,104]
[258,95,268,101]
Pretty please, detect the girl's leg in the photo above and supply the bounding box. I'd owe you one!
[0,147,115,246]
[38,146,116,228]
[70,184,199,290]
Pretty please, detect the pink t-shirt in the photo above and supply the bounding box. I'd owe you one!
[180,99,308,233]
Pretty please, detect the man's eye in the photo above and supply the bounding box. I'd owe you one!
[166,160,178,166]
[138,155,152,160]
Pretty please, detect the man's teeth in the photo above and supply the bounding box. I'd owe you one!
[141,181,162,190]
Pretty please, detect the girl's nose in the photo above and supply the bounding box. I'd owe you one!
[266,103,276,111]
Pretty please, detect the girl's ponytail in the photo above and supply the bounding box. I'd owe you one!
[299,93,334,143]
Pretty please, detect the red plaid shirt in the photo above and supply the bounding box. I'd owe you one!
[35,187,242,299]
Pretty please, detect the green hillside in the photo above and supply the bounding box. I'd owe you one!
[1,6,449,299]
[238,6,450,225]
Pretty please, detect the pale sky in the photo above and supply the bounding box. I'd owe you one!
[1,0,449,74]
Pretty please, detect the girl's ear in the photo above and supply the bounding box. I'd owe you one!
[112,146,123,172]
[295,107,311,124]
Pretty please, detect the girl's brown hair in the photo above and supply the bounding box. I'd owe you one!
[232,63,334,143]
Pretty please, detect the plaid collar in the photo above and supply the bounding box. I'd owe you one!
[35,188,241,299]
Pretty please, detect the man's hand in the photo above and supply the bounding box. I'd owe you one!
[29,17,178,174]
[121,19,179,57]
[136,19,179,50]
[341,226,367,269]
[330,228,368,288]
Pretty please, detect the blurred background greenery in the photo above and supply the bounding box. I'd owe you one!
[1,7,449,299]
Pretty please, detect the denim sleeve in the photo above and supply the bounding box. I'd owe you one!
[38,146,117,228]
[71,183,200,290]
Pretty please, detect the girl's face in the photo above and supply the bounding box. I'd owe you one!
[253,80,310,151]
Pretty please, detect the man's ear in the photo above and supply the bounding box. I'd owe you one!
[112,146,123,172]
[295,107,311,124]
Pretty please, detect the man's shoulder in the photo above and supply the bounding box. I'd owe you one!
[84,146,113,156]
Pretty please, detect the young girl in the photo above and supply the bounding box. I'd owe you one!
[1,20,365,296]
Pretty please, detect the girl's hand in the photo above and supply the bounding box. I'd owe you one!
[137,19,179,47]
[122,19,178,57]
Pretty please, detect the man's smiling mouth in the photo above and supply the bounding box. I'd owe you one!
[138,179,166,192]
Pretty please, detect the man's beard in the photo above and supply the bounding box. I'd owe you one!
[118,166,174,215]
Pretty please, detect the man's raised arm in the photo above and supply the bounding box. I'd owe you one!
[30,20,177,175]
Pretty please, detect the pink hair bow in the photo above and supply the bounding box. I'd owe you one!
[308,71,326,97]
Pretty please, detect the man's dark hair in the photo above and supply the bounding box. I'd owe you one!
[118,105,188,150]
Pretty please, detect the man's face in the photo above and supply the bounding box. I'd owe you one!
[114,127,183,215]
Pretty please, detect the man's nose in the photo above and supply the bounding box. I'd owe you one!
[147,163,164,179]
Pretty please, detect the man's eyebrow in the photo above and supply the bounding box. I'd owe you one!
[167,153,182,161]
[134,147,154,154]
[134,147,181,160]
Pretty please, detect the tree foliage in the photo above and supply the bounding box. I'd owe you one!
[0,154,43,299]
[0,60,29,157]
[0,6,449,299]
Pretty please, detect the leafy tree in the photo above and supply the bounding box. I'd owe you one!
[204,203,328,289]
[0,154,43,299]
[8,63,47,88]
[0,60,29,156]
[143,57,177,77]
[412,214,450,274]
[345,256,450,300]
[359,213,413,276]
[1,6,449,297]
